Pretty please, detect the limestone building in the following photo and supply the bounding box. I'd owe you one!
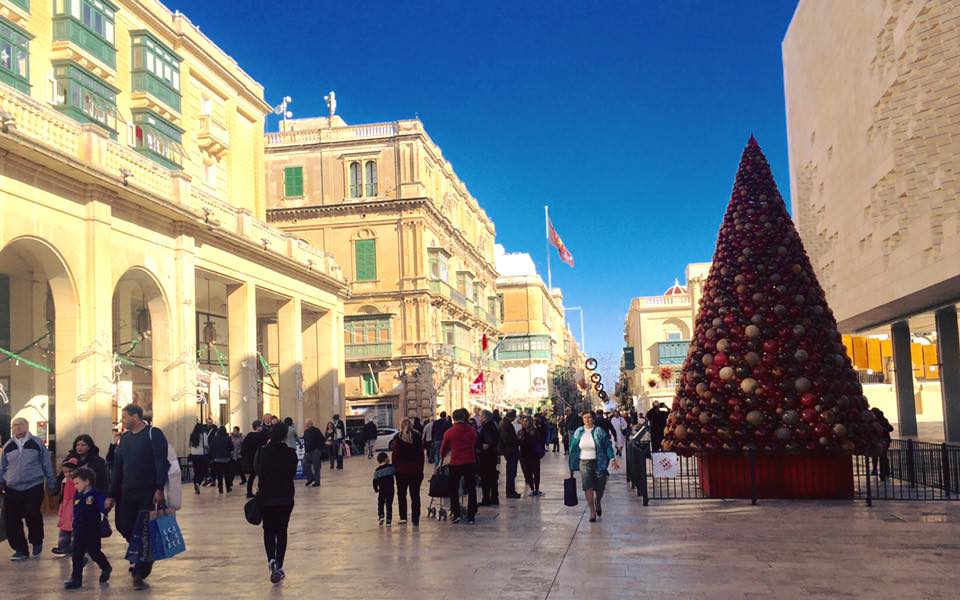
[264,116,501,426]
[0,0,347,456]
[495,246,584,410]
[784,0,960,440]
[620,263,710,412]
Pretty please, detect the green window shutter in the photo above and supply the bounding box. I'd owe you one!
[283,166,303,197]
[354,239,377,281]
[362,373,377,396]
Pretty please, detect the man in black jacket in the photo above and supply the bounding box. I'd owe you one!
[105,404,168,591]
[477,410,500,506]
[362,418,378,459]
[563,407,582,455]
[646,402,670,452]
[497,410,521,499]
[241,420,268,499]
[301,419,323,487]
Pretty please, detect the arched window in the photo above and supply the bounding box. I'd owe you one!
[364,161,378,197]
[349,161,362,198]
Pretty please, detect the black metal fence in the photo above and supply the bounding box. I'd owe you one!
[626,437,960,506]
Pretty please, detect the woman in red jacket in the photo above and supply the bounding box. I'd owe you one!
[391,419,425,526]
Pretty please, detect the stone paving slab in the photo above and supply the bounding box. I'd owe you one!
[2,451,960,599]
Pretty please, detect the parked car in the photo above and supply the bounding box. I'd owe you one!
[374,427,400,452]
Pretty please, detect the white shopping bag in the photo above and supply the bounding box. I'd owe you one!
[651,452,679,478]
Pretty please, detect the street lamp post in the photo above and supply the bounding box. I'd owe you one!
[564,306,586,355]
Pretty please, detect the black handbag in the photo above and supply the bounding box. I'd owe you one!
[244,497,262,525]
[428,466,450,498]
[563,472,579,507]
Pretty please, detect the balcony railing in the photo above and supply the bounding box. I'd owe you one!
[265,122,400,147]
[131,70,181,112]
[197,114,230,156]
[345,342,392,359]
[636,294,691,307]
[0,84,345,284]
[657,341,690,365]
[52,17,117,70]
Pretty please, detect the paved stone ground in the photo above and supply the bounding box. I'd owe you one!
[3,451,960,599]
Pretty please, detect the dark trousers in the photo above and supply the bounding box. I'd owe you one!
[190,455,209,485]
[448,463,478,519]
[3,484,44,553]
[115,487,157,579]
[246,458,257,496]
[521,457,541,492]
[329,445,343,469]
[211,461,231,491]
[261,503,293,568]
[505,453,519,495]
[229,459,246,486]
[395,473,422,523]
[303,449,322,483]
[377,488,394,522]
[70,532,110,582]
[479,457,499,502]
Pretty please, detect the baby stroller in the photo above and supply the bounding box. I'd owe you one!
[427,465,451,521]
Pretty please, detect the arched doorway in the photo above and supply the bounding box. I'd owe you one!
[0,237,79,457]
[111,268,171,430]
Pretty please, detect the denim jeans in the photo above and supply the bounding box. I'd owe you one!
[504,453,519,495]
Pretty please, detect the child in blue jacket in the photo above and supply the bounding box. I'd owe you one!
[63,467,112,590]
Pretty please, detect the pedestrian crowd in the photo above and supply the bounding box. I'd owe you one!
[0,403,642,590]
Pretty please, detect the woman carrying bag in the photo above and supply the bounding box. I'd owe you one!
[568,411,618,522]
[254,424,298,584]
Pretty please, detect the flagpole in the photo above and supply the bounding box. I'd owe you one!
[544,205,553,291]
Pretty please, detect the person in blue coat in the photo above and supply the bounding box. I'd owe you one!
[568,411,619,522]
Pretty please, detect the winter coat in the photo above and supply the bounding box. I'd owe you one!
[241,430,268,463]
[568,426,615,474]
[255,441,297,506]
[302,426,324,453]
[498,419,519,457]
[0,433,56,492]
[518,426,546,462]
[391,431,424,476]
[439,422,477,466]
[66,450,110,493]
[57,476,77,531]
[209,431,234,463]
[363,421,378,442]
[477,420,499,463]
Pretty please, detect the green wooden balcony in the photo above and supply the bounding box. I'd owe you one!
[53,17,116,69]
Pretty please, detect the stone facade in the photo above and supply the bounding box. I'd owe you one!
[0,0,347,456]
[264,117,501,426]
[783,0,960,332]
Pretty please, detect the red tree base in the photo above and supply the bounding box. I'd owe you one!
[698,454,854,499]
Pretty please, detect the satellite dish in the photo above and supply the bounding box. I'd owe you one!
[273,106,283,115]
[285,111,293,118]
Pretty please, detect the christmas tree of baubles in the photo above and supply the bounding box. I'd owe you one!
[662,137,883,457]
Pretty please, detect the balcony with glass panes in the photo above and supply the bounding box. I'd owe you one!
[344,317,392,359]
[130,31,181,113]
[52,0,118,71]
[51,61,119,137]
[0,18,30,94]
[130,110,184,169]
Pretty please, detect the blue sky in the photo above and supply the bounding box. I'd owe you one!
[168,0,800,385]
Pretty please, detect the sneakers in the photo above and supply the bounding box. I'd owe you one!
[277,567,286,581]
[268,559,282,584]
[31,544,42,557]
[451,515,462,524]
[466,517,476,524]
[52,546,71,556]
[506,492,522,499]
[304,480,314,487]
[132,576,150,591]
[311,482,320,487]
[194,483,200,495]
[385,520,392,527]
[398,519,407,524]
[99,565,112,583]
[64,579,82,590]
[10,552,28,562]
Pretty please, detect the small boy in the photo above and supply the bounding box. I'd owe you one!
[372,452,395,526]
[53,458,79,556]
[63,467,112,590]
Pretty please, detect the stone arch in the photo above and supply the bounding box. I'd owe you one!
[661,317,691,340]
[111,265,173,432]
[0,236,80,458]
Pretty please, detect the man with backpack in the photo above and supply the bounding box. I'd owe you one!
[105,404,169,591]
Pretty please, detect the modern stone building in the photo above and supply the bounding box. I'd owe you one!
[784,0,960,440]
[264,115,501,426]
[620,263,710,412]
[0,0,347,456]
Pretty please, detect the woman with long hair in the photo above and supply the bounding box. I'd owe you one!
[66,433,109,490]
[518,414,546,496]
[188,422,210,495]
[391,418,425,526]
[324,421,340,469]
[255,423,298,584]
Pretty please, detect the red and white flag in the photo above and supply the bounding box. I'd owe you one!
[548,218,574,268]
[470,372,485,395]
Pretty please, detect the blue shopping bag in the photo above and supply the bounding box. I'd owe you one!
[148,510,186,561]
[124,510,151,563]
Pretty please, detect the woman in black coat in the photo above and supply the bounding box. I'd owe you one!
[255,423,298,584]
[67,434,109,491]
[209,426,234,493]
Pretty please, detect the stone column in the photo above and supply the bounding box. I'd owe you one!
[278,297,304,428]
[891,320,918,437]
[935,306,960,443]
[167,231,197,455]
[227,282,258,430]
[301,309,322,421]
